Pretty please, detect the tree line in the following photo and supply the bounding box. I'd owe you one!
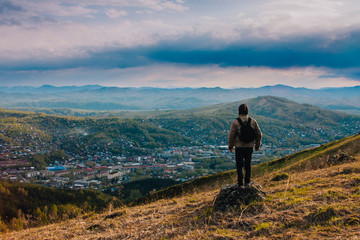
[0,181,121,233]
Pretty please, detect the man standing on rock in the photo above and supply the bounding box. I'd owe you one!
[228,104,262,188]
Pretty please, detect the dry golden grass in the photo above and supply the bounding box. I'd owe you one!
[2,153,360,239]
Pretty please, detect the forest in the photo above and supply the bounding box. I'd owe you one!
[0,181,120,232]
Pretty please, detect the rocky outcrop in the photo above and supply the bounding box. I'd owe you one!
[213,182,266,211]
[325,152,354,166]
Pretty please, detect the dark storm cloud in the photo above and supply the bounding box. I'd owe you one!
[147,31,360,69]
[2,30,360,79]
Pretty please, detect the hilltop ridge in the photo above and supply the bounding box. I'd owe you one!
[135,95,360,147]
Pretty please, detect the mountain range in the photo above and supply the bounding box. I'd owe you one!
[0,85,359,114]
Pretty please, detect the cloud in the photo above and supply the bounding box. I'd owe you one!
[0,1,95,28]
[13,0,187,16]
[2,29,360,73]
[2,0,360,63]
[18,1,96,17]
[89,0,188,12]
[0,0,23,13]
[145,31,360,69]
[105,8,127,18]
[0,0,24,25]
[1,0,360,88]
[0,17,21,26]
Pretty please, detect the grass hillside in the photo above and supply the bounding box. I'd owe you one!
[139,96,360,146]
[3,133,360,239]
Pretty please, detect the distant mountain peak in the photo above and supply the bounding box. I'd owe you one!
[39,84,56,88]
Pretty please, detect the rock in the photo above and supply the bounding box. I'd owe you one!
[325,152,354,166]
[213,182,266,212]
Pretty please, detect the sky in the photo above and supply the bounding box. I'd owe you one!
[1,0,360,89]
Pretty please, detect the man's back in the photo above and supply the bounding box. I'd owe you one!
[228,114,262,150]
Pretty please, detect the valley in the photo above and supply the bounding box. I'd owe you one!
[0,95,360,236]
[1,96,359,191]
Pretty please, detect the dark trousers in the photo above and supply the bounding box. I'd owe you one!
[235,147,253,186]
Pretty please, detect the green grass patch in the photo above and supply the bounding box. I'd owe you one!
[351,176,360,186]
[289,186,312,196]
[352,187,360,197]
[255,222,272,231]
[274,190,310,208]
[321,189,347,201]
[255,134,360,178]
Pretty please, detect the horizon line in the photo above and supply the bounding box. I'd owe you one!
[1,84,360,91]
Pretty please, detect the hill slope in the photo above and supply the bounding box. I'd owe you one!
[137,96,360,147]
[0,109,192,163]
[2,96,359,161]
[3,133,360,239]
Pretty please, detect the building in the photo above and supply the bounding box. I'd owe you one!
[25,171,40,178]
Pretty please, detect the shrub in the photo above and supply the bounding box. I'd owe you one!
[322,190,347,201]
[0,217,8,233]
[271,173,289,181]
[305,206,340,224]
[344,217,360,226]
[9,218,23,231]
